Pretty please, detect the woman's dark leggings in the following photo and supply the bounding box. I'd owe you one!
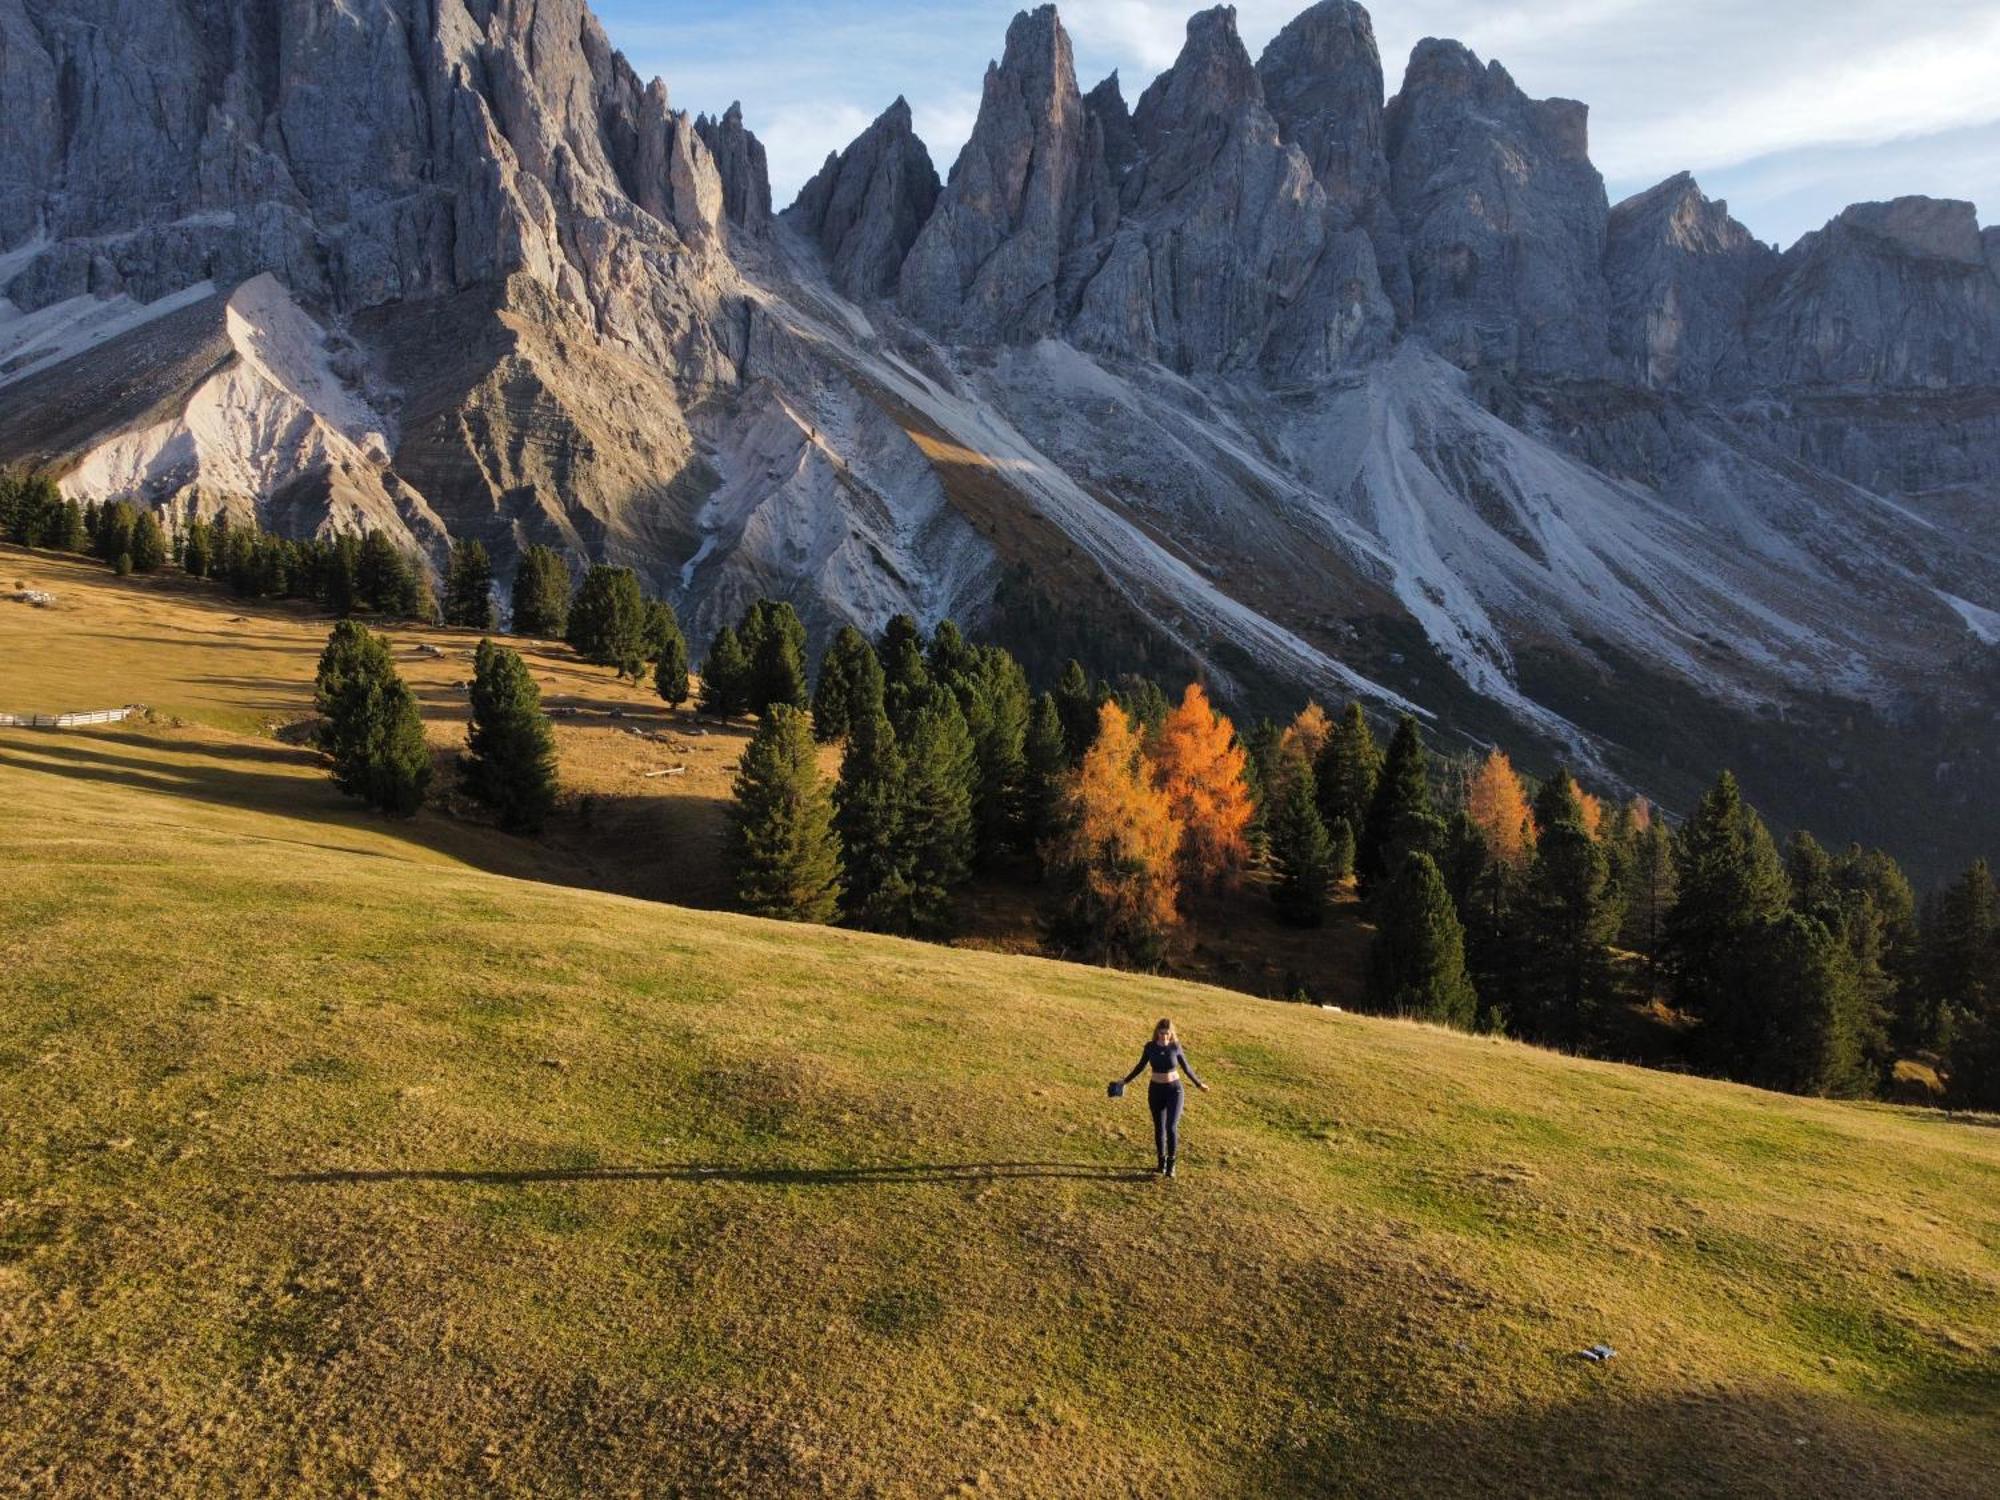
[1148,1080,1184,1167]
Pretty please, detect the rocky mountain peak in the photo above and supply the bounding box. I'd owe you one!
[1132,6,1263,148]
[786,94,941,300]
[1606,172,1774,390]
[1836,196,1987,265]
[695,102,774,238]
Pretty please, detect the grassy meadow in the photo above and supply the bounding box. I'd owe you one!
[2,545,1998,1495]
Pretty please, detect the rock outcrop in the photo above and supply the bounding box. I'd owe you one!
[785,97,940,299]
[1605,173,1776,392]
[696,103,775,238]
[1385,38,1611,378]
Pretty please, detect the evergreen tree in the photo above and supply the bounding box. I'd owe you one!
[1517,808,1619,1046]
[565,565,648,671]
[728,703,841,923]
[47,498,88,554]
[834,654,910,930]
[654,628,691,707]
[1930,860,1996,1056]
[1053,658,1099,766]
[462,638,559,833]
[1666,771,1790,1071]
[880,615,934,733]
[1742,912,1871,1097]
[925,618,981,696]
[1358,714,1442,894]
[1837,845,1924,1052]
[0,470,20,541]
[1241,716,1286,865]
[128,508,167,572]
[182,518,213,578]
[403,557,439,624]
[1022,690,1069,857]
[811,625,878,743]
[898,694,979,935]
[965,646,1031,862]
[357,530,410,613]
[94,501,138,566]
[1042,701,1183,968]
[312,620,432,817]
[699,624,753,718]
[444,539,497,630]
[1366,852,1479,1028]
[1268,751,1335,928]
[1113,674,1170,738]
[739,599,810,715]
[324,532,361,616]
[8,474,62,546]
[1622,813,1677,1002]
[511,545,571,638]
[1785,830,1840,924]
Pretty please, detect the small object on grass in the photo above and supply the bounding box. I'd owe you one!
[1577,1344,1617,1362]
[1107,1081,1124,1099]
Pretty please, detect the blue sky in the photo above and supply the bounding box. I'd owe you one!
[595,0,2000,249]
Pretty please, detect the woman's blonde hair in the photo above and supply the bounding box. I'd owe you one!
[1153,1017,1177,1045]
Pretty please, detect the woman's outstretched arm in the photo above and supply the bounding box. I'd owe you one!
[1117,1050,1149,1086]
[1177,1048,1209,1090]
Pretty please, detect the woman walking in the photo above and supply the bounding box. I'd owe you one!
[1112,1018,1210,1177]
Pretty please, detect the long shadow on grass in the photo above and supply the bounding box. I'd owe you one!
[278,1161,1154,1187]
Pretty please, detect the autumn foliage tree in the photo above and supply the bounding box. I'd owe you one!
[1043,702,1184,968]
[1465,749,1537,873]
[1151,683,1253,891]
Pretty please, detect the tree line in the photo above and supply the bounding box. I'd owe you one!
[717,611,1999,1112]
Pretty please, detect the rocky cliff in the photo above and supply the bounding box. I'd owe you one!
[1,0,1996,873]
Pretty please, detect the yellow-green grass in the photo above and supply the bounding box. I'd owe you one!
[4,702,1999,1494]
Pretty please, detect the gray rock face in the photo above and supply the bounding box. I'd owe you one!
[897,5,1089,340]
[696,103,774,238]
[1606,173,1776,392]
[785,97,940,299]
[1254,0,1410,318]
[1750,197,2000,388]
[1385,38,1611,378]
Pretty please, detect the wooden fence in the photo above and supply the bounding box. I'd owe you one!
[0,706,142,729]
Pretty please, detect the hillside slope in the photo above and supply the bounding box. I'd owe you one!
[2,664,1997,1494]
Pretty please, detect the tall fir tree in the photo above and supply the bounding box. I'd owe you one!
[182,517,213,578]
[897,693,979,936]
[1022,690,1070,858]
[699,624,753,718]
[1621,813,1677,1002]
[94,501,137,566]
[654,628,691,707]
[1042,701,1183,968]
[811,625,879,743]
[1741,912,1871,1097]
[834,653,912,931]
[1053,658,1099,766]
[1268,751,1336,928]
[737,599,810,716]
[728,703,841,923]
[925,618,982,696]
[1930,860,1996,1060]
[566,565,648,672]
[1665,771,1791,1072]
[312,620,432,817]
[1366,851,1479,1027]
[444,539,498,630]
[463,638,559,833]
[511,545,571,638]
[1358,714,1442,894]
[1517,804,1619,1046]
[1152,683,1254,891]
[1784,830,1840,924]
[965,646,1031,862]
[880,615,934,734]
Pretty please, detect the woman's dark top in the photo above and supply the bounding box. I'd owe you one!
[1121,1041,1204,1088]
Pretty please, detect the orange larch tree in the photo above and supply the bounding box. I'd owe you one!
[1280,701,1333,769]
[1043,701,1184,966]
[1152,683,1254,890]
[1576,788,1605,841]
[1465,748,1537,871]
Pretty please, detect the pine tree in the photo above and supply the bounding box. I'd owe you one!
[1621,814,1677,1001]
[699,624,753,718]
[811,625,878,743]
[49,499,88,554]
[1151,683,1253,891]
[654,629,691,707]
[566,565,648,671]
[1022,690,1069,857]
[898,693,978,935]
[182,518,213,578]
[1241,716,1286,864]
[94,501,137,566]
[1666,771,1790,1072]
[0,471,20,541]
[739,599,809,715]
[1366,852,1478,1027]
[511,545,571,638]
[357,530,411,613]
[925,618,981,695]
[1053,658,1099,766]
[965,646,1031,862]
[1113,674,1170,738]
[444,539,497,630]
[1785,830,1840,924]
[313,620,432,817]
[463,638,559,833]
[880,615,934,734]
[1742,912,1870,1097]
[1042,702,1183,968]
[1464,748,1537,874]
[1931,861,1996,1056]
[324,532,361,616]
[1359,714,1442,894]
[834,654,911,931]
[1517,808,1619,1046]
[1268,751,1335,928]
[9,474,61,547]
[728,703,841,923]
